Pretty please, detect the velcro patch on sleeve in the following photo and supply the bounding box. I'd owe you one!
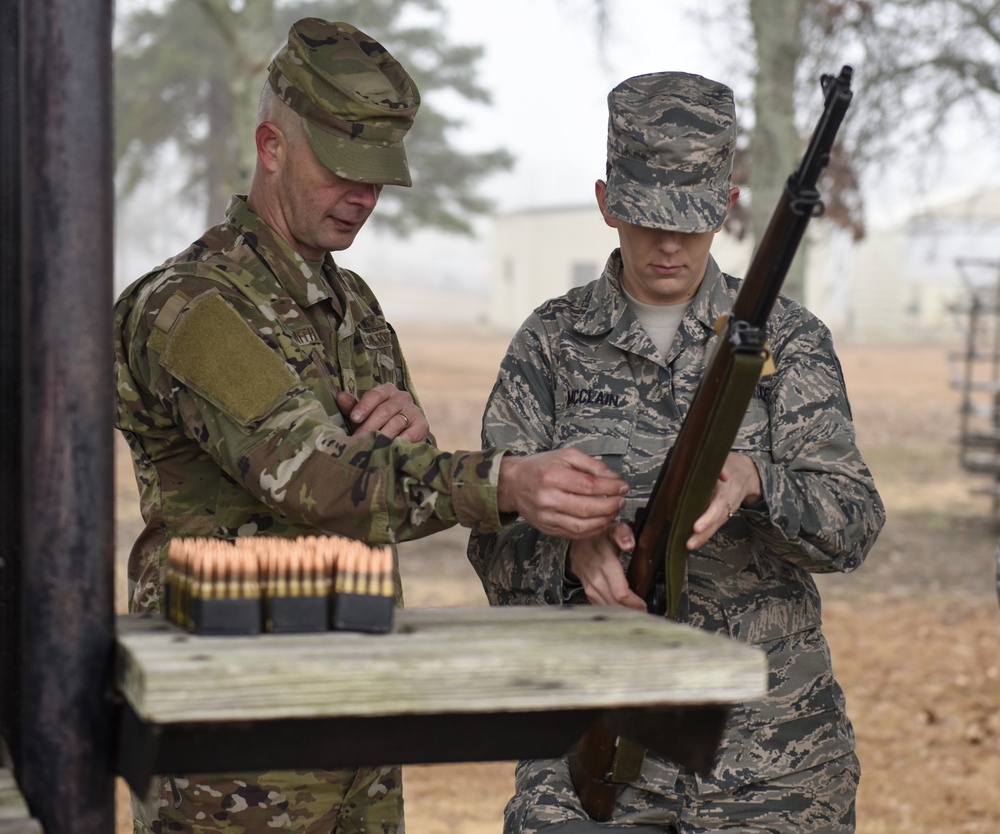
[160,290,298,425]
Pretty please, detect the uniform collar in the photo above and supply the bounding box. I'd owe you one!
[575,250,733,360]
[686,255,732,332]
[225,196,337,308]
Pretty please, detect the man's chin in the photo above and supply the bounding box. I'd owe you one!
[323,231,362,253]
[323,220,366,251]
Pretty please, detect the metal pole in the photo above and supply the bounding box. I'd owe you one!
[0,0,24,770]
[18,0,117,830]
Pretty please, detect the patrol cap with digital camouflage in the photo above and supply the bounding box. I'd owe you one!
[267,18,420,186]
[604,71,736,233]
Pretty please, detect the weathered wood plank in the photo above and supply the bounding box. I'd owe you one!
[116,607,766,725]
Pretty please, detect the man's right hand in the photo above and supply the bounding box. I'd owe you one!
[497,449,628,540]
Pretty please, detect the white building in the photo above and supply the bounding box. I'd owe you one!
[843,188,1000,342]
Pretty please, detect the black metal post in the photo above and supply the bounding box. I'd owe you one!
[0,0,24,771]
[18,0,117,831]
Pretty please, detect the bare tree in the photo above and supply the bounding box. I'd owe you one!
[802,0,1000,178]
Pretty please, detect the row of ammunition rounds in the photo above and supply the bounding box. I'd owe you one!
[164,535,396,635]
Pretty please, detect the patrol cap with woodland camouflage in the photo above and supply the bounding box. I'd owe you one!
[268,18,420,186]
[605,71,736,233]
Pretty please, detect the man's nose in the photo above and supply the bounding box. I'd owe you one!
[657,231,682,252]
[349,182,380,207]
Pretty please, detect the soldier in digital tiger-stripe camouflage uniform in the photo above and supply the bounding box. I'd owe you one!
[468,72,885,833]
[114,18,629,834]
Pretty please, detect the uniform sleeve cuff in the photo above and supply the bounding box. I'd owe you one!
[450,448,505,533]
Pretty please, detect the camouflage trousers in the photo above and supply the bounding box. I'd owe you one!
[503,752,860,833]
[132,767,403,834]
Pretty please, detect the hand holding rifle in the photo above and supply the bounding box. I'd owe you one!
[567,452,763,608]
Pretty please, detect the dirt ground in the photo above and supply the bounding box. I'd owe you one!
[114,322,1000,834]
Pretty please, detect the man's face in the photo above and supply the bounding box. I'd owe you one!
[276,133,383,260]
[614,221,718,306]
[596,180,734,306]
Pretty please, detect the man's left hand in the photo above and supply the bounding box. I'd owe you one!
[336,383,429,442]
[686,452,763,550]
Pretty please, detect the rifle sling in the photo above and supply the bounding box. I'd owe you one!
[608,348,770,781]
[663,348,769,619]
[609,737,646,783]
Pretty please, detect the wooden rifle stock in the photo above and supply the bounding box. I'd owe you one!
[568,66,855,822]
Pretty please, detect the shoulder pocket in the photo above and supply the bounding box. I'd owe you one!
[160,290,298,427]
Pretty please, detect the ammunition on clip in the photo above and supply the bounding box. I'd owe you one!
[183,538,262,636]
[330,539,395,634]
[163,534,395,635]
[260,536,330,633]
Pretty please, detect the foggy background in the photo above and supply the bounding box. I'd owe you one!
[114,0,1000,325]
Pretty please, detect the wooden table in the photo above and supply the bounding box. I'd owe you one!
[115,606,766,794]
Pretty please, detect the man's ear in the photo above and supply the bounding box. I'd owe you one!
[727,186,741,213]
[255,122,283,173]
[595,179,619,229]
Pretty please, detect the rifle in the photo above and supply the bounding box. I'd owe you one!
[567,65,855,822]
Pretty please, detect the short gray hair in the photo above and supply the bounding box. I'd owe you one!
[257,80,307,147]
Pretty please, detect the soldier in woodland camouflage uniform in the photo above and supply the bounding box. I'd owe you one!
[468,72,885,833]
[114,19,629,834]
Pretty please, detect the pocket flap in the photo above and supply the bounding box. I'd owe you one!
[724,586,821,645]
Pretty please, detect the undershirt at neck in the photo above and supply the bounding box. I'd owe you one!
[624,289,692,356]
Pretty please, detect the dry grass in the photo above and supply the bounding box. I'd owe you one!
[115,322,1000,833]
